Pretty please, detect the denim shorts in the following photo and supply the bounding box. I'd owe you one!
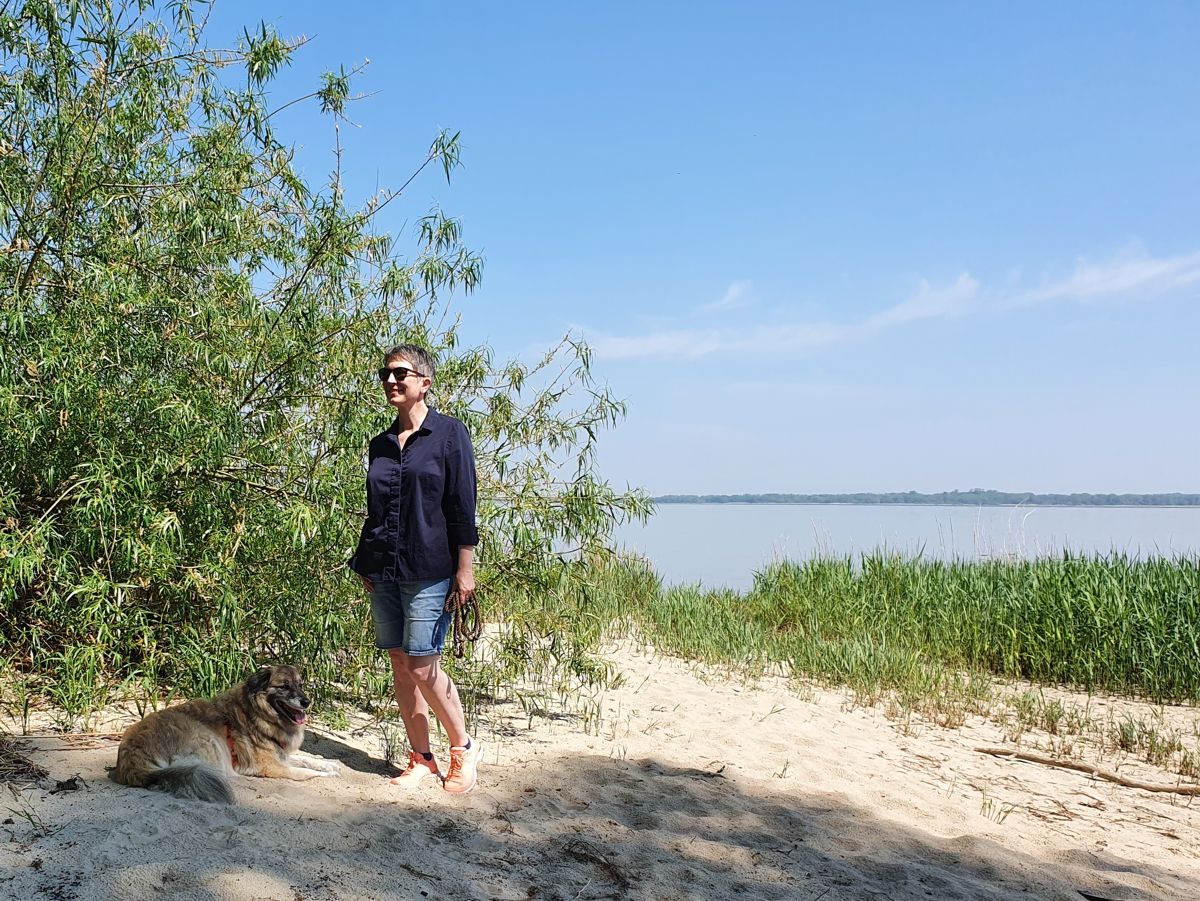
[369,578,453,656]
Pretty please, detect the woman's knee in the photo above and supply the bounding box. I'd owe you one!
[392,650,441,682]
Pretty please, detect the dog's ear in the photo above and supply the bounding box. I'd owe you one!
[246,665,273,694]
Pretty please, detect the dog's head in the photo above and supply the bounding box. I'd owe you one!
[246,664,310,727]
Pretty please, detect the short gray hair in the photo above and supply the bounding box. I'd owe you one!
[385,344,437,399]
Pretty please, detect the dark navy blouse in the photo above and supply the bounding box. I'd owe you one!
[349,408,479,582]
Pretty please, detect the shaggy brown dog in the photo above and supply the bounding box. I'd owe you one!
[111,665,338,803]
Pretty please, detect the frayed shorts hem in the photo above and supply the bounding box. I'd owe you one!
[376,643,444,657]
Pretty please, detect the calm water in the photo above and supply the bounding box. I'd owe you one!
[613,504,1200,591]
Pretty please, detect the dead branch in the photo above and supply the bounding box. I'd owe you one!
[975,746,1200,796]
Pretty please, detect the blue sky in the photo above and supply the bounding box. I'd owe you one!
[208,2,1200,495]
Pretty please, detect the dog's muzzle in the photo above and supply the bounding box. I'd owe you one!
[273,696,308,725]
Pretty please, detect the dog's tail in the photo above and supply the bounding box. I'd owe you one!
[144,758,234,804]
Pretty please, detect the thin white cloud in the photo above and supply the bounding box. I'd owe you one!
[591,328,725,360]
[589,321,851,360]
[865,273,980,330]
[1013,248,1200,308]
[587,246,1200,361]
[697,280,753,313]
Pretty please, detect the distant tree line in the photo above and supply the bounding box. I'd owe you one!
[654,490,1200,507]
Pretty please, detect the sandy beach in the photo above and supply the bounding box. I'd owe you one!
[3,643,1199,901]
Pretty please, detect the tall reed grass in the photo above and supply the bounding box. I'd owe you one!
[577,552,1200,705]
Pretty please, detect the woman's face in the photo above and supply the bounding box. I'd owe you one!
[380,356,430,410]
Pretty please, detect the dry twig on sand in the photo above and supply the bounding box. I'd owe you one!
[975,746,1200,796]
[0,734,48,785]
[561,838,631,892]
[25,732,122,751]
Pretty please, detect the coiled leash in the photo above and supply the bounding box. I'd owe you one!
[444,587,482,658]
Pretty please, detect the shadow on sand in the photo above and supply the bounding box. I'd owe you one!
[3,736,1193,901]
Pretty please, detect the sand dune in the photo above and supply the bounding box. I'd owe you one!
[3,644,1199,900]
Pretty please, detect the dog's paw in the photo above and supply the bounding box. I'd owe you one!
[291,753,340,774]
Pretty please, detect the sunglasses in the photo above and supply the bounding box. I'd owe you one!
[377,365,426,383]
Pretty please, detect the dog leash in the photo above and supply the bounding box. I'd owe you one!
[444,587,482,658]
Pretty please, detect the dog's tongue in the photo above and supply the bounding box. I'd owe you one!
[293,711,307,725]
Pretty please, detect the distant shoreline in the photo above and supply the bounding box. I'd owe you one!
[653,492,1200,508]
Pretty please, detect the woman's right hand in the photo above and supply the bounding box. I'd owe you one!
[359,574,375,593]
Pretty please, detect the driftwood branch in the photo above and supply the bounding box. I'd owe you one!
[975,746,1200,796]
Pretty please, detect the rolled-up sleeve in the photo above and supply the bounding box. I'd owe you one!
[443,421,479,548]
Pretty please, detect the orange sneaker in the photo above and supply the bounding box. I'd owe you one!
[390,750,441,788]
[442,739,482,794]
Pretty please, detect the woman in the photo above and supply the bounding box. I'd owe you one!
[349,343,482,794]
